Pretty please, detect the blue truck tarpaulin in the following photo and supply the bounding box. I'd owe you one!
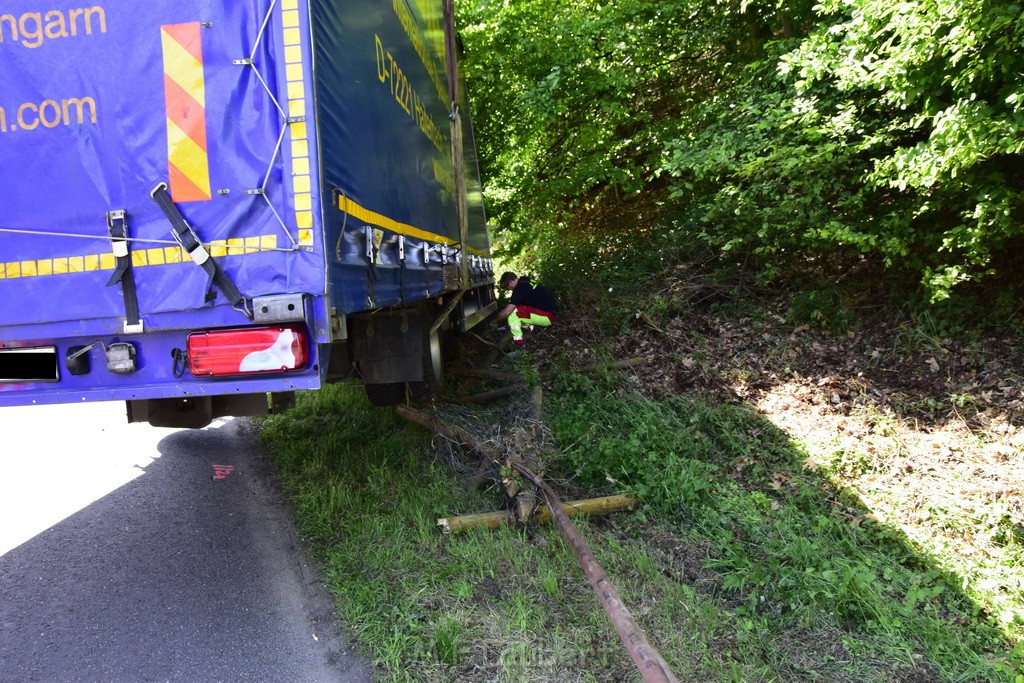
[0,1,325,329]
[0,0,492,412]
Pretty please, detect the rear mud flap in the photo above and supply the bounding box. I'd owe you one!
[350,309,425,384]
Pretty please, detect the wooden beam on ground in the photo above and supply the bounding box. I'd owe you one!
[580,357,648,373]
[482,331,513,366]
[460,385,527,404]
[511,463,680,683]
[396,404,505,462]
[437,494,640,533]
[530,385,543,419]
[448,366,525,383]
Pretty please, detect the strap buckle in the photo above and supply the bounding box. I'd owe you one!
[105,209,144,333]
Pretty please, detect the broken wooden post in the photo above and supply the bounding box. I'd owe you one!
[514,488,538,524]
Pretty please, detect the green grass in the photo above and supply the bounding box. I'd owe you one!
[258,377,1022,681]
[548,370,1022,681]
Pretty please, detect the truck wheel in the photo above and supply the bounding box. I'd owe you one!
[408,326,443,403]
[364,382,405,406]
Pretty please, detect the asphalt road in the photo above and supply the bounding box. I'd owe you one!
[0,401,371,682]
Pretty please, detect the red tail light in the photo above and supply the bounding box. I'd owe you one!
[187,327,308,377]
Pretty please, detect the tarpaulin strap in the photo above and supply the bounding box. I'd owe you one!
[364,226,380,280]
[105,210,143,332]
[150,182,253,319]
[398,235,407,302]
[332,188,350,263]
[364,226,379,306]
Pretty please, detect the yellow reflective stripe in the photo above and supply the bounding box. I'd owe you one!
[337,195,490,257]
[279,4,314,247]
[0,235,279,280]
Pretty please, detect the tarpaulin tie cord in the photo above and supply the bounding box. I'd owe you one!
[248,0,281,73]
[232,0,285,120]
[251,124,299,249]
[0,226,178,247]
[364,226,379,308]
[399,235,407,303]
[0,227,299,253]
[231,0,300,251]
[150,182,254,320]
[104,209,143,332]
[333,188,350,262]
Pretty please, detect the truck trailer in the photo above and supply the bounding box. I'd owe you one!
[0,0,495,427]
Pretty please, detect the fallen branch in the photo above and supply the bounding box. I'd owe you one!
[396,404,505,463]
[511,463,680,683]
[438,494,640,533]
[580,356,648,373]
[448,366,525,384]
[530,385,544,420]
[467,331,497,348]
[459,385,528,404]
[397,404,677,682]
[638,311,671,339]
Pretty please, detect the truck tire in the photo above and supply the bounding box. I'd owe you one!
[364,381,406,406]
[408,326,443,403]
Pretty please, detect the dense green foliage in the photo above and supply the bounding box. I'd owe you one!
[457,0,1024,299]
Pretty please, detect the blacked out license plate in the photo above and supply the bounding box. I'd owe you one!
[0,347,59,382]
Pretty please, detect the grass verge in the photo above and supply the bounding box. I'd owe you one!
[259,368,1021,681]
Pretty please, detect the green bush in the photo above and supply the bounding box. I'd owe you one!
[787,287,853,330]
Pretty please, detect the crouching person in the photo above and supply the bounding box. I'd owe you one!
[497,271,559,349]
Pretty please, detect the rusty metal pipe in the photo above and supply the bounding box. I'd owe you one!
[511,462,680,683]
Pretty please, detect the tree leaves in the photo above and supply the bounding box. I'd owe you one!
[459,0,1023,299]
[457,0,786,246]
